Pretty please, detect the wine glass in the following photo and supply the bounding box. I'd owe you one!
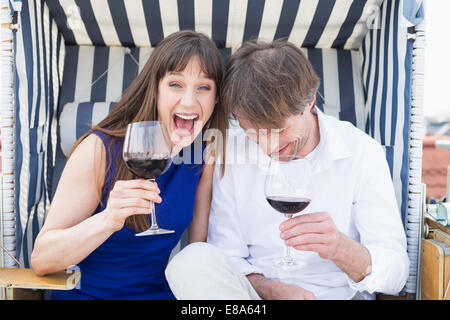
[123,121,175,236]
[265,156,312,267]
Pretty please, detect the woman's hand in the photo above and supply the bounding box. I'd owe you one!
[103,179,162,232]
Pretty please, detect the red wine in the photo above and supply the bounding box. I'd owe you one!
[266,196,311,214]
[125,157,172,179]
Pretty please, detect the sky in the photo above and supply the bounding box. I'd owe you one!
[423,0,450,121]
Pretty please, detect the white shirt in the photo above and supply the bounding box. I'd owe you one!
[207,107,410,300]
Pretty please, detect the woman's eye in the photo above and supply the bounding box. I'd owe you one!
[199,85,211,91]
[169,82,182,88]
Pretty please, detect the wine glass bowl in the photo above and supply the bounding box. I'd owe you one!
[265,157,312,267]
[123,121,175,236]
[124,156,172,179]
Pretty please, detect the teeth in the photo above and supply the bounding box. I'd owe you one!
[175,113,198,120]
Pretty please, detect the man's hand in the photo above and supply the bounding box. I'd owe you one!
[279,212,341,260]
[279,212,372,282]
[246,274,316,300]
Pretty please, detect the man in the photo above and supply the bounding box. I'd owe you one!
[165,39,409,300]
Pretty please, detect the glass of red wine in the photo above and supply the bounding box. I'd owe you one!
[123,121,175,236]
[265,157,312,267]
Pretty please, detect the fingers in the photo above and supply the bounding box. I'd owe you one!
[113,179,160,192]
[109,179,162,204]
[292,243,324,252]
[291,238,341,260]
[283,233,333,247]
[103,180,163,232]
[111,188,162,203]
[118,207,151,217]
[279,212,330,232]
[109,197,151,210]
[279,212,340,259]
[280,220,333,241]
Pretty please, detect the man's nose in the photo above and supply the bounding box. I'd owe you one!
[258,134,280,157]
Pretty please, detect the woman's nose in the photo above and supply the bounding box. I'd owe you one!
[180,89,197,108]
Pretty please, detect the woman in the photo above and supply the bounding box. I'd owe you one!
[30,30,226,299]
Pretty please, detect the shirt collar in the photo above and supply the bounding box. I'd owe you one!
[307,106,351,173]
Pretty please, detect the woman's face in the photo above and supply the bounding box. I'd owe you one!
[157,56,217,151]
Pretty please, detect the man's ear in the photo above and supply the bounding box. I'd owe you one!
[308,91,317,110]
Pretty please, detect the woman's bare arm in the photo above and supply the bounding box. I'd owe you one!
[188,163,214,243]
[31,134,161,275]
[31,134,112,275]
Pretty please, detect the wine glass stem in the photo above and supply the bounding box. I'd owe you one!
[284,243,293,262]
[148,178,159,230]
[149,200,158,230]
[283,214,294,262]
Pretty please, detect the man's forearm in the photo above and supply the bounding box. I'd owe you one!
[246,273,278,300]
[331,233,372,282]
[246,273,316,300]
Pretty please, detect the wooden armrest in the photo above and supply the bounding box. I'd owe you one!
[430,229,450,246]
[426,217,449,236]
[0,268,80,290]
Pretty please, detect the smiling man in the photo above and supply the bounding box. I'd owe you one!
[165,39,409,300]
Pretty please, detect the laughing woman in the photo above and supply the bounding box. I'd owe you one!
[30,30,227,300]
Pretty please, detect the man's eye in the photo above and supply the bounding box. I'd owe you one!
[271,128,286,134]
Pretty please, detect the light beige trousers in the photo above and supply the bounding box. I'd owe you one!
[165,242,261,300]
[165,242,366,300]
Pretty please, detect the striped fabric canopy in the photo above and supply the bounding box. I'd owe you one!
[46,0,383,50]
[6,0,425,295]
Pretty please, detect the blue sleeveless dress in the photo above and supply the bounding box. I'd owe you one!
[51,131,204,300]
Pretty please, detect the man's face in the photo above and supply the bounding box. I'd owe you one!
[237,99,316,161]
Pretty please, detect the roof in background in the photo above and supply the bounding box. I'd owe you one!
[422,134,450,201]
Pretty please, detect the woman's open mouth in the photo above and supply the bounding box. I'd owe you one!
[172,113,200,137]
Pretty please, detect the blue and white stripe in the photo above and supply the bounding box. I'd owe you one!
[59,101,114,156]
[45,0,384,50]
[361,0,425,293]
[12,0,64,267]
[362,0,410,225]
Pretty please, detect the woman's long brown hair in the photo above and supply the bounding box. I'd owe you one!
[69,30,227,232]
